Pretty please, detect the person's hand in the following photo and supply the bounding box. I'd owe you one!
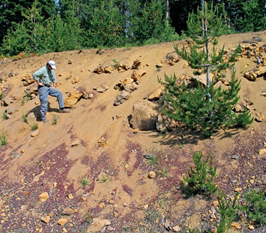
[38,82,44,86]
[51,86,55,89]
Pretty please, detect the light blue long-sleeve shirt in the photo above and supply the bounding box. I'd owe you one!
[32,65,57,86]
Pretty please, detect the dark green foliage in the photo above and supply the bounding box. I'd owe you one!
[0,0,34,44]
[223,0,266,33]
[1,2,84,56]
[0,0,264,56]
[0,0,55,47]
[1,23,31,56]
[175,2,234,77]
[240,0,266,32]
[44,15,84,52]
[160,71,253,136]
[183,151,218,196]
[216,191,239,233]
[0,130,7,146]
[239,189,266,226]
[160,2,253,136]
[128,0,178,44]
[186,2,229,40]
[84,1,126,48]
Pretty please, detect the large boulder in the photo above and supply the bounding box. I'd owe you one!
[64,89,83,107]
[129,100,158,130]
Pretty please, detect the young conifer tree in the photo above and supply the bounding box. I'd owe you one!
[160,1,253,136]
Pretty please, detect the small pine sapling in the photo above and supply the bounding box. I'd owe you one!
[239,189,266,226]
[183,151,218,196]
[216,191,239,233]
[159,1,253,136]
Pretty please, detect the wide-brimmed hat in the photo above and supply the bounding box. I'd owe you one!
[48,60,56,69]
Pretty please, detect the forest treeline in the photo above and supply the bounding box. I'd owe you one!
[0,0,266,57]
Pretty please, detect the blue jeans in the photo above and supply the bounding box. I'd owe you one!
[38,86,65,120]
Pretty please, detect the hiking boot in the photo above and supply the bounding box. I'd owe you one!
[42,119,49,123]
[59,108,70,113]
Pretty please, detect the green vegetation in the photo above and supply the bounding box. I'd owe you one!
[52,115,57,125]
[159,2,253,137]
[0,130,7,146]
[31,124,38,131]
[99,175,113,183]
[183,151,218,196]
[146,153,159,166]
[85,211,92,224]
[21,91,31,105]
[216,191,239,233]
[2,110,8,120]
[239,189,266,226]
[112,59,120,69]
[22,113,27,123]
[81,177,89,187]
[0,0,264,57]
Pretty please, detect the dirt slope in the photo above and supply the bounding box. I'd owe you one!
[1,31,266,232]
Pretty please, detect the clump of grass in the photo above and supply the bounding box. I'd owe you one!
[22,113,27,123]
[0,130,7,146]
[85,211,92,224]
[144,145,162,166]
[146,154,158,166]
[21,91,31,105]
[31,124,38,131]
[52,115,57,125]
[98,174,113,183]
[0,92,4,99]
[112,59,120,69]
[37,159,44,168]
[100,175,108,183]
[2,110,8,120]
[81,177,90,187]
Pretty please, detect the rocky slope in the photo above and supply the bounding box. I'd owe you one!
[1,31,266,232]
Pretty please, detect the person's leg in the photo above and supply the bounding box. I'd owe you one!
[38,86,50,121]
[49,88,65,109]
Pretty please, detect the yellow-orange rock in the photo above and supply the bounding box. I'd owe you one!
[39,192,49,203]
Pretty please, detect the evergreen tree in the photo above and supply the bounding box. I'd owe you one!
[222,0,266,32]
[83,0,126,48]
[240,0,266,32]
[44,14,84,52]
[1,0,83,55]
[129,0,177,44]
[0,0,55,46]
[159,1,253,136]
[1,0,45,55]
[0,0,32,45]
[169,0,200,35]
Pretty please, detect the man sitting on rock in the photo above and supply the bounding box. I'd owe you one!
[33,60,70,123]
